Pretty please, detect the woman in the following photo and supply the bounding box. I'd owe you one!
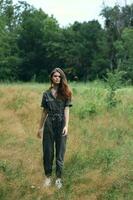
[37,68,72,189]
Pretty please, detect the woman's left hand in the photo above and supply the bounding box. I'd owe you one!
[62,126,68,136]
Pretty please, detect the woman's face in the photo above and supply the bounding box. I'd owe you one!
[51,71,61,85]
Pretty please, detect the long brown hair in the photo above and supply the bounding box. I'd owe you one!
[50,68,72,100]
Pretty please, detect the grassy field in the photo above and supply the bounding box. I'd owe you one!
[0,82,133,200]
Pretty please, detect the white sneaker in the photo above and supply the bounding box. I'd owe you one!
[43,177,51,187]
[55,178,62,189]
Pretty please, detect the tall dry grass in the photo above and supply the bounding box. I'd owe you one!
[0,82,133,200]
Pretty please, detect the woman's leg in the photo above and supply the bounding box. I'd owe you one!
[55,135,67,178]
[42,133,54,177]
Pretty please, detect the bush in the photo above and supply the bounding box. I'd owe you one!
[105,69,126,108]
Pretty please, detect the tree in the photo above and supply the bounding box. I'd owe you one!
[0,0,21,81]
[101,3,133,70]
[60,20,109,81]
[17,7,63,82]
[120,28,133,83]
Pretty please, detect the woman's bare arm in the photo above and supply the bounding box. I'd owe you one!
[62,107,69,136]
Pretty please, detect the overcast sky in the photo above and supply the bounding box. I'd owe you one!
[13,0,132,27]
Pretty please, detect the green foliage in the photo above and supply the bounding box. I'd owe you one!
[0,159,24,180]
[90,148,120,172]
[105,69,125,91]
[0,184,12,200]
[35,70,49,82]
[120,28,133,83]
[0,1,133,83]
[63,20,109,81]
[101,4,133,82]
[78,103,97,119]
[102,175,133,200]
[105,69,126,108]
[106,90,118,108]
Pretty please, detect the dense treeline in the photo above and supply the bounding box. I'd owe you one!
[0,0,133,82]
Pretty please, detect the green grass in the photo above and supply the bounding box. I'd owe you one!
[0,82,133,200]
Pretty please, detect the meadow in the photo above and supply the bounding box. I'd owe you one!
[0,82,133,200]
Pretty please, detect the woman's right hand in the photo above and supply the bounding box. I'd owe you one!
[37,128,43,139]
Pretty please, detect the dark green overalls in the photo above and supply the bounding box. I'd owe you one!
[41,89,72,178]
